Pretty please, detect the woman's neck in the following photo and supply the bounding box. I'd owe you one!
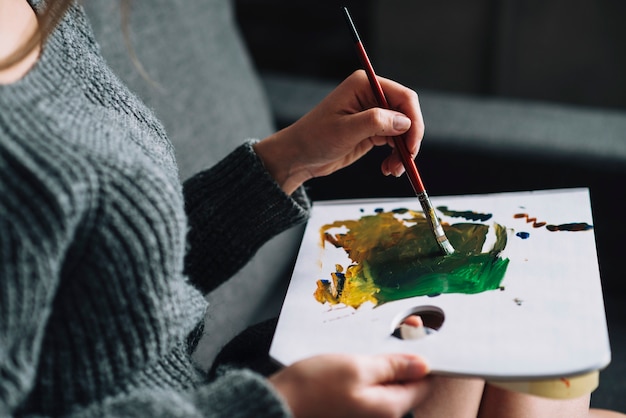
[0,0,41,84]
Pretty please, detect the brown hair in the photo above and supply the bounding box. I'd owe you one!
[0,0,73,71]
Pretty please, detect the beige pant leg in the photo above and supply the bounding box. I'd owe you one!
[478,383,591,418]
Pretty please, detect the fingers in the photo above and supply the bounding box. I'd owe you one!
[378,75,423,124]
[333,106,419,179]
[359,354,432,416]
[381,148,404,177]
[365,353,430,384]
[269,353,431,418]
[346,71,425,178]
[340,108,413,144]
[381,144,416,177]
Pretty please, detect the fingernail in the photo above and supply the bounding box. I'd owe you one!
[410,359,430,375]
[407,356,430,375]
[393,115,411,131]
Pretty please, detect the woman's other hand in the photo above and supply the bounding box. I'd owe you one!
[269,353,430,418]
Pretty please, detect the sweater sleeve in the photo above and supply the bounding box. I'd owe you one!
[0,156,82,417]
[72,369,292,418]
[182,140,310,294]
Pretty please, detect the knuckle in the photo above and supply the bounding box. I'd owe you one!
[368,108,387,130]
[407,88,419,101]
[350,69,368,86]
[399,88,419,108]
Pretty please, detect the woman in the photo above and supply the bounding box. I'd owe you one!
[1,0,622,417]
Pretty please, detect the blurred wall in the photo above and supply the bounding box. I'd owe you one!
[236,0,626,110]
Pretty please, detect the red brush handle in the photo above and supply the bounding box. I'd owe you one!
[354,41,426,194]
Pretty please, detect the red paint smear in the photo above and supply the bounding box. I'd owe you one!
[513,213,547,228]
[560,378,571,388]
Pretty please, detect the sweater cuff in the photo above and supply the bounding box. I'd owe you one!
[183,140,310,292]
[194,369,292,418]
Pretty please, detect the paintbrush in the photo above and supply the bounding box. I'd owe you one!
[342,6,454,255]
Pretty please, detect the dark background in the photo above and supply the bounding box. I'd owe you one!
[236,0,626,108]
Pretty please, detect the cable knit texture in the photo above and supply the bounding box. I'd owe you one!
[0,2,308,417]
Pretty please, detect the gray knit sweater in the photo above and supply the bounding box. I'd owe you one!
[0,4,309,417]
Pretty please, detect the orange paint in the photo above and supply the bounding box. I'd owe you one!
[513,213,547,228]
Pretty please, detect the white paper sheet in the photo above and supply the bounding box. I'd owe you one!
[270,188,611,380]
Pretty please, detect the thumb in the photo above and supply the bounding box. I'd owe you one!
[362,354,431,415]
[370,353,430,384]
[343,108,412,142]
[391,114,412,133]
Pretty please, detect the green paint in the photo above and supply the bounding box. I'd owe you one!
[314,208,510,308]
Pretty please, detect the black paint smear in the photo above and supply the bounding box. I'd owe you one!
[437,206,493,222]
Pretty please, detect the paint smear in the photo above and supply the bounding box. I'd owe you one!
[514,213,593,232]
[516,232,530,239]
[314,208,509,309]
[513,213,547,228]
[546,223,593,232]
[437,206,492,222]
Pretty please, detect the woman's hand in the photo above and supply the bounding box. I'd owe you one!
[268,353,430,418]
[254,70,425,195]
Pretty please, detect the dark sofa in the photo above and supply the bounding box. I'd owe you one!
[235,0,626,411]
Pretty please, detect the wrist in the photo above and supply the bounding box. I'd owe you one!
[253,132,312,195]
